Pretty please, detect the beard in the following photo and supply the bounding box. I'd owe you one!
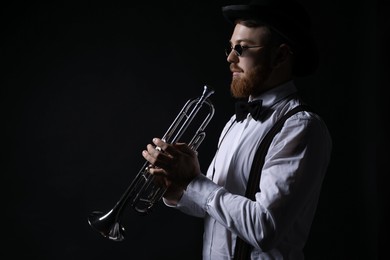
[230,60,273,99]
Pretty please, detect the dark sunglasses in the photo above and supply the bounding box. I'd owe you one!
[225,44,264,57]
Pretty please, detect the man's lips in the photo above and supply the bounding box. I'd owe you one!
[231,70,242,77]
[230,64,243,77]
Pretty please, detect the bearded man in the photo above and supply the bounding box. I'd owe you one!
[143,1,332,259]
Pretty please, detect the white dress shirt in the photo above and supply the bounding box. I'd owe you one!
[166,80,332,259]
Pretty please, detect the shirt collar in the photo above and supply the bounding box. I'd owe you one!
[249,80,297,111]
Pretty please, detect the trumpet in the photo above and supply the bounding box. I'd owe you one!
[88,85,215,241]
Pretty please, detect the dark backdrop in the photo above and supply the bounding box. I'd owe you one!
[3,1,386,259]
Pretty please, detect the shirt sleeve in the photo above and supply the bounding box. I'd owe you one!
[174,112,332,250]
[174,174,223,218]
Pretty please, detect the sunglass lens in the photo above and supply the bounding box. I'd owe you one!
[233,45,242,56]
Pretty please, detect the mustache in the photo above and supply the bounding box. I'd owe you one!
[230,64,242,72]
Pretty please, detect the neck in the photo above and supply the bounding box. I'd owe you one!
[262,65,292,91]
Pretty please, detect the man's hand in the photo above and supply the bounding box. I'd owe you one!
[142,138,201,192]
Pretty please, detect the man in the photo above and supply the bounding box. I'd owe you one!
[142,0,332,259]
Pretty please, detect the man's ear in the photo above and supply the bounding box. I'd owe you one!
[272,43,292,68]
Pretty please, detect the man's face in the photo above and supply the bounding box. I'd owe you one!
[227,23,275,98]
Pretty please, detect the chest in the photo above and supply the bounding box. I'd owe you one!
[211,120,269,194]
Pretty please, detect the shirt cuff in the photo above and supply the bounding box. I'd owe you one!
[163,197,179,207]
[177,174,222,212]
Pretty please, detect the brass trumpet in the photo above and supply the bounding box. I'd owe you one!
[88,85,215,241]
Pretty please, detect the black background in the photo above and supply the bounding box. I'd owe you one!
[3,1,387,259]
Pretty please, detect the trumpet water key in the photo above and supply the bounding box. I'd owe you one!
[88,85,215,241]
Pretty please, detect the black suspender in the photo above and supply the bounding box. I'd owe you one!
[233,105,312,260]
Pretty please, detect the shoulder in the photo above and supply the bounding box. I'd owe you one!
[275,99,330,137]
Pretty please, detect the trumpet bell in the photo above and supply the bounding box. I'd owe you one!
[88,210,125,241]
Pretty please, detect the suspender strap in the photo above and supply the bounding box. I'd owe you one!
[233,105,312,260]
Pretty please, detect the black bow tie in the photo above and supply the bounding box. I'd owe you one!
[235,100,263,122]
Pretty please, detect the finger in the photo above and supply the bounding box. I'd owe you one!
[148,167,167,176]
[152,138,169,152]
[152,138,183,158]
[142,149,156,165]
[145,144,174,170]
[146,144,160,158]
